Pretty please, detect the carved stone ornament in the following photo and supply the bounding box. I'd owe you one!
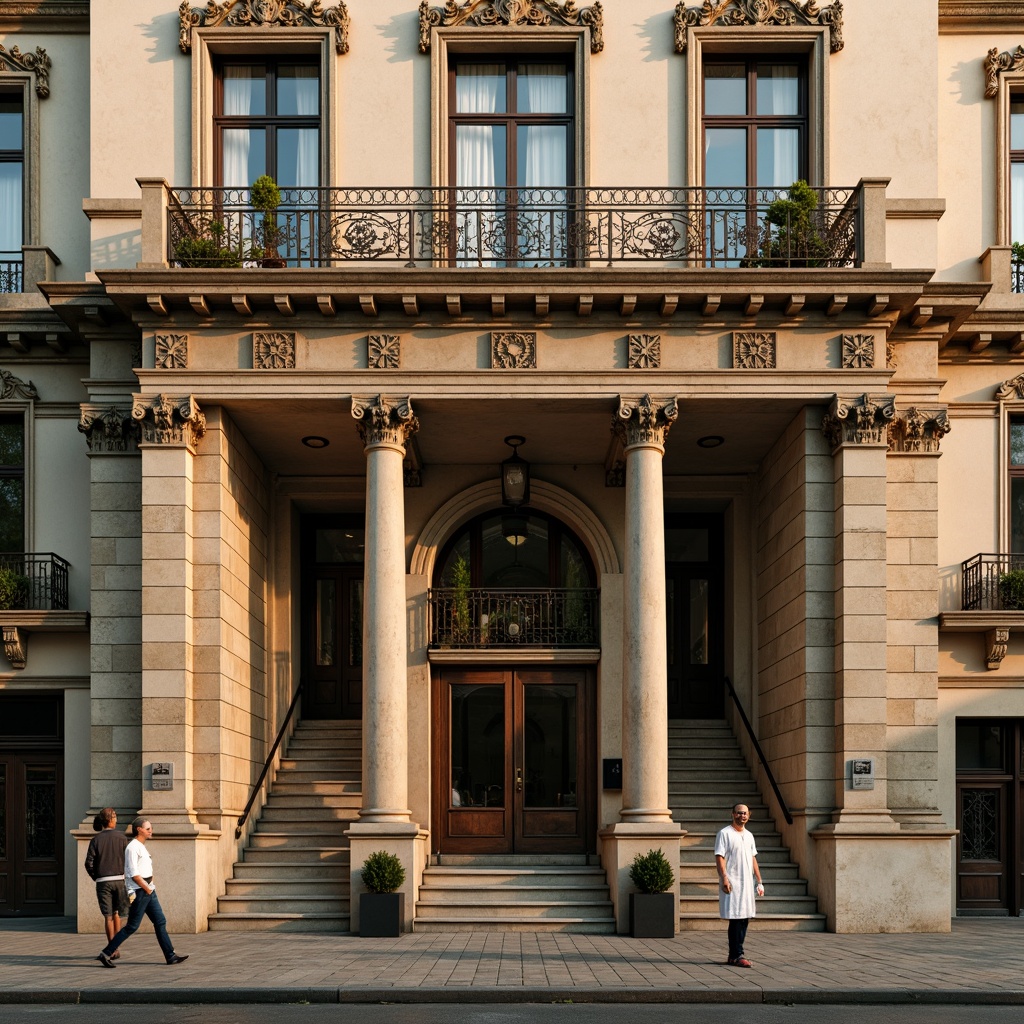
[0,44,51,98]
[674,0,844,55]
[986,627,1010,670]
[886,340,896,370]
[179,0,351,55]
[368,334,401,369]
[887,407,951,454]
[419,0,605,54]
[995,371,1024,401]
[78,406,141,454]
[842,333,875,369]
[352,395,419,450]
[492,331,537,369]
[254,332,296,369]
[628,334,661,369]
[2,625,27,671]
[821,393,896,450]
[156,334,189,370]
[984,45,1024,99]
[734,331,776,369]
[0,369,39,400]
[131,393,207,448]
[614,393,679,451]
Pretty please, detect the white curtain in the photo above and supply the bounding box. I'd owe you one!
[1013,163,1024,244]
[456,66,503,264]
[0,164,22,257]
[222,68,253,189]
[293,71,319,188]
[519,66,567,265]
[756,67,799,189]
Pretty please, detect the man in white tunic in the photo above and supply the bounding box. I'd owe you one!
[715,803,764,967]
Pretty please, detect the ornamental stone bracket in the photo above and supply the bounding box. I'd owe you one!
[131,393,207,449]
[995,371,1024,401]
[986,627,1010,670]
[614,394,679,452]
[821,393,896,450]
[984,44,1024,98]
[674,0,844,54]
[352,395,419,451]
[418,0,605,54]
[79,405,141,454]
[0,43,51,98]
[178,0,351,55]
[887,407,951,454]
[0,612,90,670]
[2,625,27,670]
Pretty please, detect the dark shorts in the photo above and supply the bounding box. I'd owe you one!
[96,880,129,918]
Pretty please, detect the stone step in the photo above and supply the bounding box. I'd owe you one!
[678,861,799,880]
[679,831,783,849]
[271,780,362,794]
[232,861,349,880]
[679,878,809,896]
[431,853,596,866]
[679,847,794,866]
[209,912,351,933]
[216,893,350,915]
[679,894,819,915]
[419,883,612,902]
[677,914,826,932]
[668,796,768,811]
[264,793,362,809]
[422,867,607,887]
[225,876,348,896]
[248,831,350,848]
[243,846,349,864]
[416,899,614,919]
[258,807,357,823]
[412,916,616,933]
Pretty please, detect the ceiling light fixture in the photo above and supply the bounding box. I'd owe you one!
[697,435,725,448]
[302,435,330,449]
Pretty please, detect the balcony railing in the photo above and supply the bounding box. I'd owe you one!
[0,553,70,611]
[166,185,861,269]
[961,552,1024,611]
[1013,258,1024,294]
[0,254,23,293]
[429,587,599,648]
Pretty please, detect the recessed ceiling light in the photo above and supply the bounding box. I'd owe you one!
[302,435,330,449]
[697,435,725,448]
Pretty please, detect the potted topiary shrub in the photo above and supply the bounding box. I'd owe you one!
[359,849,406,937]
[249,174,286,268]
[628,847,677,938]
[750,179,831,268]
[998,568,1024,610]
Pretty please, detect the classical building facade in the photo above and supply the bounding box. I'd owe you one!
[2,0,1024,934]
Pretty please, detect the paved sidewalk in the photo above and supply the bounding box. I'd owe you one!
[1,917,1023,1005]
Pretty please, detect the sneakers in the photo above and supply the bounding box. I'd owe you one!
[166,953,189,965]
[97,952,116,969]
[110,951,120,960]
[727,957,753,968]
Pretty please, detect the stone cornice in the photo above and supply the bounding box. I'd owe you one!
[418,0,604,54]
[674,0,844,55]
[178,0,351,55]
[0,1,88,30]
[984,44,1024,98]
[940,2,1024,29]
[0,43,51,98]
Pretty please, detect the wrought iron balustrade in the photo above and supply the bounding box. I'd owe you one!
[0,255,23,293]
[429,587,599,648]
[167,185,861,269]
[0,553,70,611]
[961,552,1024,611]
[1013,258,1024,294]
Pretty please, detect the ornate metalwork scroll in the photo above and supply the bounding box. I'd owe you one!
[984,44,1024,99]
[674,0,844,54]
[492,331,537,369]
[887,407,951,454]
[0,369,39,400]
[842,333,875,369]
[628,334,661,369]
[368,334,401,369]
[254,332,296,369]
[131,393,207,447]
[155,334,189,370]
[0,44,51,98]
[821,393,895,449]
[419,0,605,54]
[734,331,776,369]
[79,406,140,454]
[179,1,351,55]
[352,395,419,450]
[614,394,679,450]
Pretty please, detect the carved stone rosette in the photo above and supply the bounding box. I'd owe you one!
[254,332,296,369]
[0,369,39,400]
[628,334,661,369]
[492,331,537,369]
[842,333,875,369]
[614,394,679,452]
[156,334,189,370]
[984,44,1024,99]
[995,371,1024,401]
[352,395,419,451]
[0,44,51,98]
[674,0,844,54]
[419,0,605,54]
[179,0,351,55]
[368,334,401,369]
[131,394,207,448]
[821,393,896,450]
[887,407,951,454]
[734,331,776,369]
[79,406,141,454]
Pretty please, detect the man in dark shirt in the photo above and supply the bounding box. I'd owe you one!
[84,808,130,956]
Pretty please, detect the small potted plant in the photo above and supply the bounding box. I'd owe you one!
[0,565,30,610]
[172,218,242,268]
[749,179,831,268]
[248,174,286,268]
[628,848,677,938]
[998,568,1024,610]
[359,849,406,937]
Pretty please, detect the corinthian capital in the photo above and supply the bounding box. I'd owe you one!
[888,407,951,454]
[79,405,141,454]
[352,395,419,451]
[131,393,207,448]
[614,394,679,451]
[822,393,895,451]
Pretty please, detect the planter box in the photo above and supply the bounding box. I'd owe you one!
[629,892,676,938]
[360,892,405,937]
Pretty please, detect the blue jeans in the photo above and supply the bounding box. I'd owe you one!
[102,888,175,962]
[727,918,749,961]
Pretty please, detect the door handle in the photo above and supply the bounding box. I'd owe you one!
[515,767,523,792]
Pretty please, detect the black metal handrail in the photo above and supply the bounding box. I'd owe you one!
[0,255,23,293]
[723,675,793,826]
[961,552,1024,610]
[235,679,304,839]
[1013,258,1024,294]
[0,553,70,610]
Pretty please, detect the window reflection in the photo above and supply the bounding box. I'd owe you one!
[451,684,505,807]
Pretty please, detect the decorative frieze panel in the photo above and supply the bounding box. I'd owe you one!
[0,369,39,400]
[352,395,419,450]
[674,0,844,54]
[887,407,951,454]
[179,0,351,54]
[984,44,1024,98]
[821,393,896,450]
[628,334,661,369]
[842,333,875,369]
[995,371,1024,401]
[614,393,679,450]
[733,331,776,369]
[254,332,296,369]
[368,334,401,369]
[492,331,537,369]
[0,43,51,98]
[419,0,605,53]
[155,333,188,370]
[78,406,140,454]
[131,393,207,448]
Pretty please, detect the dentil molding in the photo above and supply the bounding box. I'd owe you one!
[674,0,844,54]
[178,0,351,55]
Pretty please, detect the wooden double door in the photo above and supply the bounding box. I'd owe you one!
[434,667,595,855]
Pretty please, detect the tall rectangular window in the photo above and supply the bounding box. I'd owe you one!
[1012,97,1024,246]
[0,92,23,293]
[0,414,25,552]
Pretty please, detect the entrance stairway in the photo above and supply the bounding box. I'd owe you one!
[414,855,616,932]
[669,719,826,931]
[208,719,359,932]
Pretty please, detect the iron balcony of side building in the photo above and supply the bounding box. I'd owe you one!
[961,552,1024,612]
[0,552,70,611]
